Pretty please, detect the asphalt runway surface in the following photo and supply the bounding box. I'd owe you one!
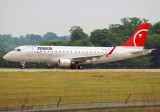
[0,69,160,72]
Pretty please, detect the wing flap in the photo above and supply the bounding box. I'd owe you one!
[72,55,104,62]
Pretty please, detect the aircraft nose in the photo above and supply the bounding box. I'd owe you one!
[3,54,10,60]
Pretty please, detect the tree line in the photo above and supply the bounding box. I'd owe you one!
[0,17,160,69]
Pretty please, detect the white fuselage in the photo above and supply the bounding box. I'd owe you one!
[3,45,149,67]
[3,23,152,69]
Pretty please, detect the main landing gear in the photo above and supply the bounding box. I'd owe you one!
[70,65,83,69]
[78,65,83,69]
[70,65,76,69]
[20,62,25,69]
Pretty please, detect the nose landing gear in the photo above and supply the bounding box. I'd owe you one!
[20,62,25,69]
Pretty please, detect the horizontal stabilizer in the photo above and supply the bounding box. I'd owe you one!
[131,49,155,55]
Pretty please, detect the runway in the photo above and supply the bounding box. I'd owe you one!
[0,69,160,72]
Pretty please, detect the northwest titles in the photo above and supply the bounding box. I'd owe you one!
[37,47,52,50]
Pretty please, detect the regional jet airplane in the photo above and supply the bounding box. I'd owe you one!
[3,23,153,69]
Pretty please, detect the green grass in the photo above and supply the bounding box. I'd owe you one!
[0,71,160,106]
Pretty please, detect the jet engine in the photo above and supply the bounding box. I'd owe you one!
[58,59,71,67]
[47,58,59,67]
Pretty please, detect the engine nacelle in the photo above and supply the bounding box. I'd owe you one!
[58,59,71,67]
[47,58,59,67]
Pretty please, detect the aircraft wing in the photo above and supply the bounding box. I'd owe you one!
[71,47,115,62]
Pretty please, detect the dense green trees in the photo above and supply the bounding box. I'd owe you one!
[43,32,69,41]
[70,26,88,42]
[0,17,160,69]
[90,29,121,47]
[0,33,69,51]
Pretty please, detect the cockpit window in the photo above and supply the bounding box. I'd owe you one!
[17,49,21,52]
[14,48,21,52]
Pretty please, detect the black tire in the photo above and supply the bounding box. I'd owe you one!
[78,65,83,69]
[70,65,76,69]
[21,66,25,69]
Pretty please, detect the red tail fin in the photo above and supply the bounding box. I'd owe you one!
[119,23,149,47]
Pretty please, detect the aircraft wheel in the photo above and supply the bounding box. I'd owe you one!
[20,62,25,69]
[70,65,76,69]
[78,65,83,69]
[21,66,25,69]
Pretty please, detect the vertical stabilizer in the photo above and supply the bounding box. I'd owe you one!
[119,23,149,47]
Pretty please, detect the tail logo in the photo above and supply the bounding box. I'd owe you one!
[138,34,142,38]
[133,29,148,47]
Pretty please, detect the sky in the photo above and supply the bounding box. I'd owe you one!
[0,0,160,37]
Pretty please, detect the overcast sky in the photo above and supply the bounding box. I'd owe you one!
[0,0,160,37]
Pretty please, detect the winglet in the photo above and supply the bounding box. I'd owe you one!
[108,47,115,55]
